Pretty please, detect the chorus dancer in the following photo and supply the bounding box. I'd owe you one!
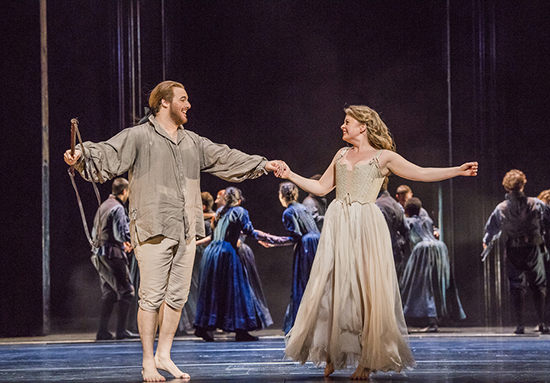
[236,235,272,326]
[260,182,321,334]
[194,187,287,342]
[212,189,272,328]
[400,197,466,332]
[375,178,410,280]
[274,105,478,380]
[302,174,328,231]
[537,189,550,325]
[483,170,550,334]
[395,184,439,239]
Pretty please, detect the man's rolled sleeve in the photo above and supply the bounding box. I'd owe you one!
[74,128,137,183]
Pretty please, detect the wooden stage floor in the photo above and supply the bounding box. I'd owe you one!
[1,328,549,382]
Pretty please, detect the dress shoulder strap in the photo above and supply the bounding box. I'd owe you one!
[336,147,351,162]
[370,149,383,169]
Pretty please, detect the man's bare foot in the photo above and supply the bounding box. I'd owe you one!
[351,365,371,380]
[324,362,335,377]
[155,355,190,380]
[142,359,166,382]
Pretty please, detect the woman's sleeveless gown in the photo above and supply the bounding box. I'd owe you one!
[285,149,416,372]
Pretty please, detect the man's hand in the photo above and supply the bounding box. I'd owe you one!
[264,160,280,172]
[64,149,82,166]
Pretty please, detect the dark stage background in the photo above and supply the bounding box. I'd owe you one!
[2,1,550,337]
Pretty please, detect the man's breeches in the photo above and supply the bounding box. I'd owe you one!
[97,256,135,302]
[506,245,547,293]
[134,233,196,312]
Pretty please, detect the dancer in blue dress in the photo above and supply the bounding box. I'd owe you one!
[400,197,466,332]
[194,187,284,341]
[237,235,272,327]
[212,188,272,333]
[261,182,321,333]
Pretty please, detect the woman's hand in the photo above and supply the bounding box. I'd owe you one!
[459,162,478,176]
[274,161,291,179]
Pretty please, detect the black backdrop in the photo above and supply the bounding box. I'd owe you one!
[2,0,550,336]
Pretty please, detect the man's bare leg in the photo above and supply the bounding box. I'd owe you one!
[138,308,165,382]
[154,302,190,380]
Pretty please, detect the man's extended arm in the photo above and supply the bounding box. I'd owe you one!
[198,135,274,181]
[64,128,137,183]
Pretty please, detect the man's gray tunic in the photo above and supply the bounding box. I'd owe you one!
[75,115,267,245]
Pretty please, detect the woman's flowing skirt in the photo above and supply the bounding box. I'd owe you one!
[285,201,416,372]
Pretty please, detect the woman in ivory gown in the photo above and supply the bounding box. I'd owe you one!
[274,105,478,380]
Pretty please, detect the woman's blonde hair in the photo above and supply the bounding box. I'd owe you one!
[344,105,395,151]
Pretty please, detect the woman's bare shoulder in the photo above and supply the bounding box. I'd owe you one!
[332,147,349,161]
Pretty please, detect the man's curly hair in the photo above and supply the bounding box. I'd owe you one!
[502,169,526,192]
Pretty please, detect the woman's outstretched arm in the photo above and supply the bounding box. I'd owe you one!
[274,149,343,196]
[381,151,478,182]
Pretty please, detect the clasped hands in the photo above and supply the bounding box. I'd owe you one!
[265,160,290,179]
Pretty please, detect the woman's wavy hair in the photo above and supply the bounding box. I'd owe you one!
[344,105,396,151]
[214,187,243,227]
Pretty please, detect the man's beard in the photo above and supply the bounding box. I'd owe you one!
[169,105,187,126]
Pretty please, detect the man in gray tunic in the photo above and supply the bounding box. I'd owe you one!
[64,80,280,382]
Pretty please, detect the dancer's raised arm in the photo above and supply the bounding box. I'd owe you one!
[380,151,478,182]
